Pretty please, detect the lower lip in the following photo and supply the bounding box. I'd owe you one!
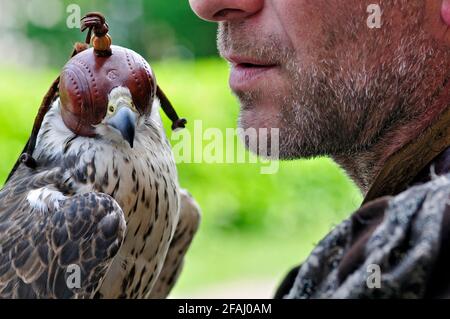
[229,64,277,91]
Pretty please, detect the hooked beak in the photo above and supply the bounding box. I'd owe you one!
[107,107,137,148]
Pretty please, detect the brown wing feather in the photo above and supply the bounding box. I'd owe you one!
[0,168,126,299]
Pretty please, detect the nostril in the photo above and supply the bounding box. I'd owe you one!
[190,0,264,22]
[213,8,244,19]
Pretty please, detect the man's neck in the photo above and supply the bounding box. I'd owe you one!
[333,98,450,197]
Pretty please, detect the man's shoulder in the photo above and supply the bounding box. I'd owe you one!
[283,174,450,299]
[373,173,450,249]
[397,173,450,298]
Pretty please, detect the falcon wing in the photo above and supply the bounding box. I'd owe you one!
[149,189,201,298]
[0,168,126,299]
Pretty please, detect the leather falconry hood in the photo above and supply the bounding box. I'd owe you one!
[59,45,157,137]
[6,12,186,182]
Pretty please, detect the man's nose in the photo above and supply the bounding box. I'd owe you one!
[189,0,263,22]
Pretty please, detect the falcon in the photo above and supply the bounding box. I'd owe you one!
[0,13,200,299]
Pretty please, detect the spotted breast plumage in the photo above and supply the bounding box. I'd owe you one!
[0,13,200,299]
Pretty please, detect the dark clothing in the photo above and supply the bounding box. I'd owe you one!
[277,109,450,299]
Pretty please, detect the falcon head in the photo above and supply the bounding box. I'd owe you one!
[97,86,138,148]
[58,45,157,148]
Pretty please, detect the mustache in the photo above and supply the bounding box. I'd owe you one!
[217,22,294,65]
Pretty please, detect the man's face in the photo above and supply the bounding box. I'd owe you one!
[190,0,444,159]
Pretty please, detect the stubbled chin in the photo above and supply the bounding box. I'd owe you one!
[238,107,282,159]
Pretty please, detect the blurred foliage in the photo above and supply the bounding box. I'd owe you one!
[0,60,363,293]
[0,0,218,67]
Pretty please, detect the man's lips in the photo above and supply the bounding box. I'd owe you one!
[224,55,278,92]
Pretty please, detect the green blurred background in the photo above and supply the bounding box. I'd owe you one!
[0,0,362,297]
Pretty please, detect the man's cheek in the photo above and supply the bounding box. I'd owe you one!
[276,0,325,54]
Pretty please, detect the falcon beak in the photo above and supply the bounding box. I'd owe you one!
[107,107,137,148]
